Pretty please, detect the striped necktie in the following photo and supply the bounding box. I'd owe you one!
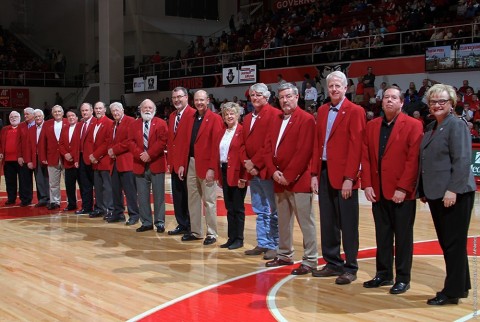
[174,112,180,134]
[143,121,149,151]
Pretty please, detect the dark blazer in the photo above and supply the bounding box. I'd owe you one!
[418,114,476,199]
[264,107,315,193]
[312,98,366,189]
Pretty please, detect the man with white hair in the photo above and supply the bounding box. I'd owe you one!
[128,99,168,232]
[39,105,68,210]
[16,107,35,206]
[0,112,23,205]
[87,101,114,218]
[26,109,50,207]
[107,102,139,224]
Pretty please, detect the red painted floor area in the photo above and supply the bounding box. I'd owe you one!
[136,238,478,322]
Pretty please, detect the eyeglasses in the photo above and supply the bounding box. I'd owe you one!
[428,99,450,106]
[172,95,186,100]
[250,93,264,98]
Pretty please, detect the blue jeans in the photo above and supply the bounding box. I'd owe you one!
[249,176,278,249]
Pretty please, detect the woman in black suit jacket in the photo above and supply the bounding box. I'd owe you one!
[418,83,476,305]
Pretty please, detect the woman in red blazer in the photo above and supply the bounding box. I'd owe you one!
[216,102,247,250]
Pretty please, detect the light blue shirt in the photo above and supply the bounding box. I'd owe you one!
[322,98,345,160]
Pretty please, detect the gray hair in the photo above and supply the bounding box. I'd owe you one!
[52,104,64,112]
[139,99,157,114]
[33,108,44,117]
[109,102,124,111]
[9,111,20,118]
[222,102,240,118]
[249,83,271,100]
[326,71,348,87]
[278,82,299,95]
[172,87,188,96]
[24,107,34,114]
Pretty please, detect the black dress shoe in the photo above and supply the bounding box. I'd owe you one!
[168,226,188,235]
[462,291,469,298]
[203,236,217,245]
[20,202,31,207]
[89,210,104,218]
[220,240,234,248]
[363,276,394,288]
[4,201,15,206]
[106,216,126,223]
[75,208,91,215]
[427,293,459,305]
[156,224,165,233]
[136,225,154,232]
[265,257,294,267]
[126,218,139,226]
[228,240,244,250]
[291,264,313,275]
[35,202,48,208]
[47,203,60,210]
[390,282,410,294]
[181,233,202,241]
[63,205,77,211]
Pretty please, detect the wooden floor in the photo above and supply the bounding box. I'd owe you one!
[0,175,479,322]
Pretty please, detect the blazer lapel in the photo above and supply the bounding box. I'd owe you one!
[384,114,405,154]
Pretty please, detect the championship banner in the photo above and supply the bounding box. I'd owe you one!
[10,89,29,108]
[223,67,239,85]
[457,43,480,69]
[133,77,145,92]
[0,89,10,108]
[239,65,257,84]
[425,46,453,71]
[145,76,157,91]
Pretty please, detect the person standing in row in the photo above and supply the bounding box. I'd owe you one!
[361,86,423,294]
[107,102,140,224]
[243,83,282,260]
[419,84,476,305]
[167,87,196,236]
[263,82,318,276]
[311,71,366,284]
[88,101,114,218]
[130,99,168,233]
[39,105,68,210]
[76,103,97,215]
[216,102,247,250]
[59,109,82,211]
[182,90,223,245]
[0,112,22,205]
[16,107,35,207]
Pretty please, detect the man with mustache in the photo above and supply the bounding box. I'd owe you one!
[128,99,168,233]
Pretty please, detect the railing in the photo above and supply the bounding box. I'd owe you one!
[0,70,68,87]
[126,22,480,89]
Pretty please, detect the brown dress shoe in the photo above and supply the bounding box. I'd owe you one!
[335,272,357,285]
[291,264,313,275]
[263,249,277,260]
[312,266,343,277]
[244,246,268,255]
[265,257,294,267]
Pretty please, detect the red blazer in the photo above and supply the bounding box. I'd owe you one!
[38,119,69,166]
[24,123,44,168]
[109,115,135,172]
[59,122,82,169]
[215,124,247,187]
[166,105,196,173]
[16,121,32,160]
[312,98,366,189]
[86,116,113,171]
[80,117,98,165]
[128,117,168,175]
[361,112,423,201]
[191,109,224,179]
[242,103,282,179]
[264,107,315,193]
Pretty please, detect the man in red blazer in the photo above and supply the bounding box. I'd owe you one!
[76,103,97,215]
[182,90,224,245]
[107,102,139,224]
[311,71,366,284]
[128,99,168,233]
[242,83,282,260]
[166,86,196,235]
[59,110,82,211]
[25,109,50,208]
[39,105,68,210]
[87,101,113,218]
[361,86,423,294]
[262,83,318,276]
[16,107,35,206]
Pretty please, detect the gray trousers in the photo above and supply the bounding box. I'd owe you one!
[94,170,113,213]
[135,166,165,226]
